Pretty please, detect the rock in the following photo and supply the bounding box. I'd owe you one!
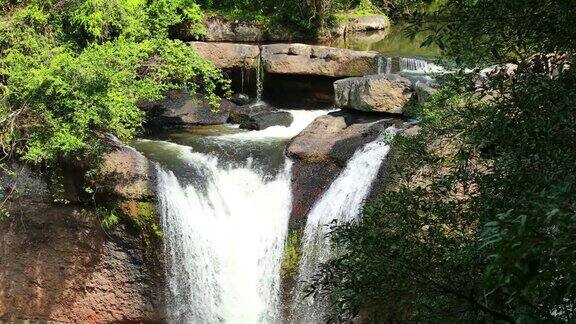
[287,111,399,227]
[347,15,390,32]
[189,42,260,69]
[288,111,396,165]
[144,90,240,128]
[0,164,51,203]
[264,74,337,108]
[240,111,294,130]
[0,201,164,323]
[227,102,293,130]
[227,102,273,124]
[334,74,413,114]
[415,82,437,103]
[93,134,153,202]
[204,18,265,42]
[230,93,252,106]
[261,44,378,77]
[204,17,300,42]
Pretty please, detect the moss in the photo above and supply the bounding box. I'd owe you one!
[119,200,163,240]
[281,229,302,277]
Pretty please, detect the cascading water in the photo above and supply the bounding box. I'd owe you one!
[137,109,332,323]
[400,57,444,74]
[377,56,393,74]
[255,54,264,103]
[156,148,292,323]
[290,128,396,323]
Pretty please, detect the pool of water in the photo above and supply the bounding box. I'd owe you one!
[320,23,440,58]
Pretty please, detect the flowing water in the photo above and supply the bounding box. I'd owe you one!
[135,110,332,323]
[155,149,292,323]
[290,128,397,323]
[377,56,393,74]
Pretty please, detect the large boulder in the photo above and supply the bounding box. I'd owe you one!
[228,102,293,130]
[189,42,260,69]
[261,44,378,77]
[240,111,294,130]
[287,111,400,228]
[93,134,153,202]
[204,18,299,42]
[144,90,240,128]
[334,74,413,114]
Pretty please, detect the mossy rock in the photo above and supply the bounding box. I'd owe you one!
[281,229,302,277]
[119,200,162,239]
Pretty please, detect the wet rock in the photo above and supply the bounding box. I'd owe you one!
[261,44,378,77]
[189,42,260,69]
[0,201,164,323]
[228,102,271,124]
[239,111,294,130]
[227,102,292,130]
[144,90,240,128]
[287,111,399,228]
[230,93,252,106]
[334,74,413,114]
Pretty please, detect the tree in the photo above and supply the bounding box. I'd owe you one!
[312,0,576,321]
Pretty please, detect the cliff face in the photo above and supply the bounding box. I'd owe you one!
[0,201,165,323]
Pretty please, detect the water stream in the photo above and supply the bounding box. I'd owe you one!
[135,110,332,323]
[155,149,291,323]
[289,128,396,323]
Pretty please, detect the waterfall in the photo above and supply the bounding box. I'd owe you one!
[290,128,396,323]
[400,57,445,74]
[156,143,293,323]
[377,56,393,74]
[255,54,264,103]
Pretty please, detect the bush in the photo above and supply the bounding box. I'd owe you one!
[0,1,229,166]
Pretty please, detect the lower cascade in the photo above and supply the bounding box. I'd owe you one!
[156,150,292,323]
[290,129,396,323]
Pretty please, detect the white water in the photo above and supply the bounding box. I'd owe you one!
[290,128,396,323]
[255,55,264,103]
[400,57,445,74]
[157,142,293,323]
[218,109,332,141]
[155,108,334,323]
[377,56,393,74]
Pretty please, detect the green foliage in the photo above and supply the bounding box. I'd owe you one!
[409,0,576,67]
[312,0,576,322]
[0,0,229,166]
[317,63,576,322]
[200,0,385,33]
[100,207,120,229]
